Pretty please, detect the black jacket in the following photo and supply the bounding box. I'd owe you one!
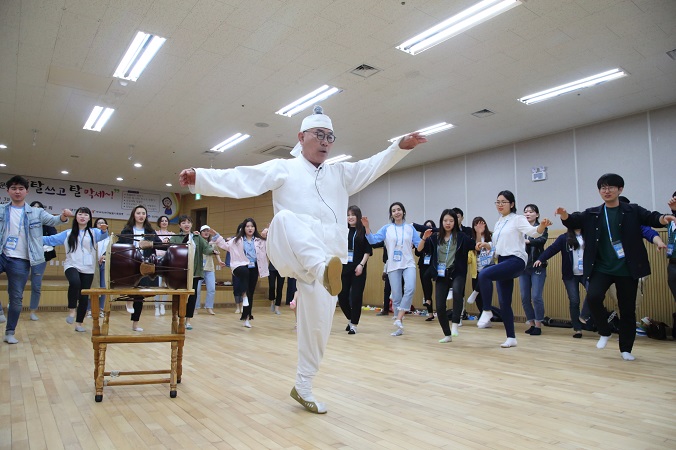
[421,231,476,280]
[561,202,664,280]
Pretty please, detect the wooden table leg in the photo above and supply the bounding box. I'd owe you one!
[95,343,107,402]
[170,341,178,398]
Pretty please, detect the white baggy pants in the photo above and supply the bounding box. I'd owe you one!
[266,210,337,393]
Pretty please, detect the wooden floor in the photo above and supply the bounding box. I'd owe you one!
[1,305,675,450]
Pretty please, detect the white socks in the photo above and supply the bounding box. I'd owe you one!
[501,337,517,348]
[446,288,453,300]
[621,352,635,361]
[477,310,493,328]
[242,296,249,307]
[596,335,610,349]
[451,323,459,337]
[439,335,452,343]
[466,291,478,304]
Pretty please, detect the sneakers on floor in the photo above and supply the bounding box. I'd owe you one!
[500,338,517,348]
[290,386,327,414]
[30,312,39,321]
[530,327,542,335]
[244,320,252,328]
[186,323,193,330]
[155,307,160,316]
[132,326,143,332]
[66,315,75,324]
[3,334,18,344]
[99,311,105,318]
[86,310,92,319]
[391,328,404,336]
[621,352,635,361]
[74,325,87,332]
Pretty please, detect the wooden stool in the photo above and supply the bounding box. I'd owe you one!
[82,288,193,402]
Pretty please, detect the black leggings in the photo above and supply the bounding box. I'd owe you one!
[338,264,367,325]
[471,277,484,312]
[419,265,434,314]
[65,268,94,323]
[234,265,259,320]
[268,271,284,306]
[435,274,467,336]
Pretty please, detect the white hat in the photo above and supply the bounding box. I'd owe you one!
[200,225,210,232]
[290,105,333,157]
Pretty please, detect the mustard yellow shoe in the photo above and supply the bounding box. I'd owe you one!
[322,256,342,296]
[290,387,327,414]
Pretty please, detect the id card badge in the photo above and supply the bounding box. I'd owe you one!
[577,258,584,271]
[5,235,18,250]
[84,252,94,266]
[437,263,446,277]
[347,250,354,263]
[393,250,403,262]
[667,243,674,257]
[612,240,625,259]
[424,254,431,265]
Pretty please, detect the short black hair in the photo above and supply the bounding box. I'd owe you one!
[497,190,517,213]
[451,207,464,218]
[597,173,624,190]
[177,214,192,224]
[6,175,29,189]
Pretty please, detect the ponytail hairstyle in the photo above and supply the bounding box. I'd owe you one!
[348,205,366,241]
[67,207,95,253]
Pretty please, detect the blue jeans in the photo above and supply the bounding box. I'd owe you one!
[29,261,47,310]
[562,275,587,331]
[477,255,526,338]
[387,267,417,313]
[519,267,546,322]
[195,271,216,309]
[0,254,31,335]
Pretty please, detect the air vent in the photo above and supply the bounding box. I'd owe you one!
[471,109,495,118]
[257,144,294,159]
[350,64,381,78]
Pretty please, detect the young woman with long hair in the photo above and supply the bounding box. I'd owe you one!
[27,200,58,321]
[519,203,549,335]
[154,215,174,316]
[466,217,493,313]
[118,205,163,331]
[88,217,109,319]
[415,219,436,322]
[212,218,269,328]
[43,207,108,332]
[364,202,422,336]
[418,209,475,342]
[338,205,372,334]
[475,191,552,348]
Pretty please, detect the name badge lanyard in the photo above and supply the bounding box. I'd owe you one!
[5,206,25,251]
[347,230,356,262]
[604,206,625,259]
[492,216,510,251]
[245,238,256,267]
[437,236,452,276]
[392,223,404,262]
[79,229,94,266]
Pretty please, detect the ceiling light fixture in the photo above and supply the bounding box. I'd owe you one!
[61,170,69,174]
[518,68,628,105]
[325,154,352,164]
[0,163,6,167]
[396,0,522,55]
[83,106,115,131]
[133,162,142,168]
[388,122,455,143]
[210,133,251,152]
[165,183,172,187]
[116,177,124,181]
[0,144,7,149]
[113,31,166,81]
[275,85,343,117]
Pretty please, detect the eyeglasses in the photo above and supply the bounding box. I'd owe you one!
[599,186,618,192]
[306,130,336,143]
[494,201,510,205]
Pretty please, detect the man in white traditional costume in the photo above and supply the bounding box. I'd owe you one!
[179,106,426,413]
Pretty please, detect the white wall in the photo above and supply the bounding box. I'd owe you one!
[351,104,676,230]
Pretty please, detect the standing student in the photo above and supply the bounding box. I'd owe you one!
[519,204,549,335]
[415,220,436,321]
[418,209,475,342]
[338,205,372,334]
[169,215,214,330]
[179,106,426,414]
[1,175,72,344]
[211,218,269,328]
[268,262,284,315]
[195,225,222,315]
[558,173,674,361]
[534,228,587,338]
[475,191,552,348]
[118,205,163,332]
[88,217,109,319]
[364,202,422,337]
[43,207,108,332]
[466,217,493,313]
[27,200,58,321]
[154,215,174,316]
[667,192,676,303]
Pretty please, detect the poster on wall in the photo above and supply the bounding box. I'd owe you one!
[0,175,181,222]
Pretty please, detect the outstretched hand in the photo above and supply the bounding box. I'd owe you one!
[179,169,196,187]
[554,207,568,220]
[398,132,428,150]
[361,217,370,231]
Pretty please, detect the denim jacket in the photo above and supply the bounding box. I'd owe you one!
[0,203,66,266]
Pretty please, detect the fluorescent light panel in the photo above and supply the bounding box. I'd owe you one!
[210,133,251,152]
[113,31,166,81]
[518,68,628,105]
[83,106,115,132]
[325,154,352,164]
[397,0,521,55]
[388,122,455,143]
[275,85,342,117]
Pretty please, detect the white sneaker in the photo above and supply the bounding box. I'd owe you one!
[391,328,403,336]
[155,307,160,317]
[621,352,635,361]
[477,310,493,328]
[30,312,39,321]
[86,310,92,319]
[500,338,517,348]
[466,291,479,304]
[99,311,105,318]
[244,320,252,328]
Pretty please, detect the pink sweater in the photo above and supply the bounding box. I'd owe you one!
[214,235,269,277]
